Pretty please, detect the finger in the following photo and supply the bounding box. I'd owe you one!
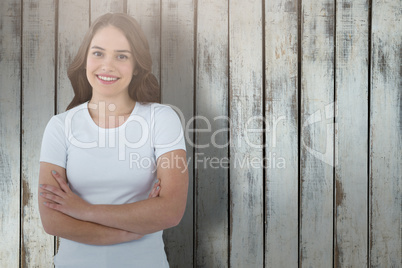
[43,201,64,213]
[39,184,67,198]
[149,185,161,198]
[51,170,70,193]
[40,192,65,204]
[148,181,160,198]
[148,186,155,198]
[148,180,159,196]
[154,185,161,196]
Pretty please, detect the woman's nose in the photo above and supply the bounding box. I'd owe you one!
[101,56,114,71]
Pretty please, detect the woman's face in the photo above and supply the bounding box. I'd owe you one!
[86,25,136,100]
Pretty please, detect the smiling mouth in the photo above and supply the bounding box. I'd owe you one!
[96,75,119,82]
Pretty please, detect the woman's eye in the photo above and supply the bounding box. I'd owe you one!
[93,51,103,57]
[117,55,128,60]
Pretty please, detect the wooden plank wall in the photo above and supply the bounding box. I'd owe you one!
[0,0,400,267]
[161,1,194,266]
[335,0,369,266]
[21,1,56,266]
[229,0,264,266]
[265,0,299,266]
[300,0,335,266]
[0,1,21,267]
[195,0,228,266]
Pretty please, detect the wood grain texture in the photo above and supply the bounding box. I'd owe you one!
[0,0,21,267]
[1,1,402,266]
[265,0,299,266]
[90,0,124,23]
[370,0,402,266]
[195,0,229,266]
[335,0,369,266]
[161,0,195,267]
[229,0,264,266]
[127,0,161,82]
[57,0,89,113]
[300,0,335,266]
[21,0,56,267]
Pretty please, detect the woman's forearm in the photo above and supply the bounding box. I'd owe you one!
[38,163,139,245]
[83,151,189,234]
[40,150,188,236]
[40,205,141,245]
[40,173,167,236]
[85,196,182,235]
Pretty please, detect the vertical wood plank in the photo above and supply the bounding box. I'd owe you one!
[335,0,369,266]
[0,1,21,267]
[127,0,161,84]
[370,0,402,266]
[265,0,299,266]
[57,0,90,113]
[21,0,56,266]
[300,0,335,266]
[229,0,264,266]
[161,0,195,267]
[90,0,124,23]
[56,0,89,256]
[195,0,229,266]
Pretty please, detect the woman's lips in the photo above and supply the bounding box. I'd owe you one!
[96,74,119,84]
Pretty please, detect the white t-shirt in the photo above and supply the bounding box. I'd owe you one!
[40,101,186,268]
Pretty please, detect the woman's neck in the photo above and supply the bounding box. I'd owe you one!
[87,97,136,128]
[88,96,135,115]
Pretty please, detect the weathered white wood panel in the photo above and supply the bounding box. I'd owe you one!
[0,1,21,267]
[90,0,124,23]
[161,1,195,267]
[195,0,229,266]
[55,0,89,256]
[127,0,161,82]
[335,0,369,266]
[370,0,402,266]
[300,0,335,266]
[229,0,264,266]
[57,0,89,113]
[21,1,56,267]
[265,0,299,266]
[2,1,402,266]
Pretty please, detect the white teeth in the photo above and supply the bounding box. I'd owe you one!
[98,75,118,81]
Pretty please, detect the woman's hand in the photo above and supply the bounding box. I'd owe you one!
[40,170,92,221]
[40,170,162,223]
[148,179,161,198]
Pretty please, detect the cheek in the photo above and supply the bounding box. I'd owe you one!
[123,61,135,76]
[85,58,98,82]
[86,58,96,72]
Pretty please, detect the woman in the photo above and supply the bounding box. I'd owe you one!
[38,13,188,267]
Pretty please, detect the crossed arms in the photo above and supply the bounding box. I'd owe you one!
[38,149,188,245]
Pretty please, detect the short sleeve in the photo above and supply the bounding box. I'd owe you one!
[152,104,186,159]
[40,115,68,168]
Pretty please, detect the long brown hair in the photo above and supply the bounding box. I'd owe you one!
[66,13,160,110]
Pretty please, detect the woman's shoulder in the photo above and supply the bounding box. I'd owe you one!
[142,102,181,115]
[46,102,87,127]
[137,102,181,118]
[138,102,172,110]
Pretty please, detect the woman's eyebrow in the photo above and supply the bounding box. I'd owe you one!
[90,46,131,53]
[91,46,105,50]
[115,49,131,53]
